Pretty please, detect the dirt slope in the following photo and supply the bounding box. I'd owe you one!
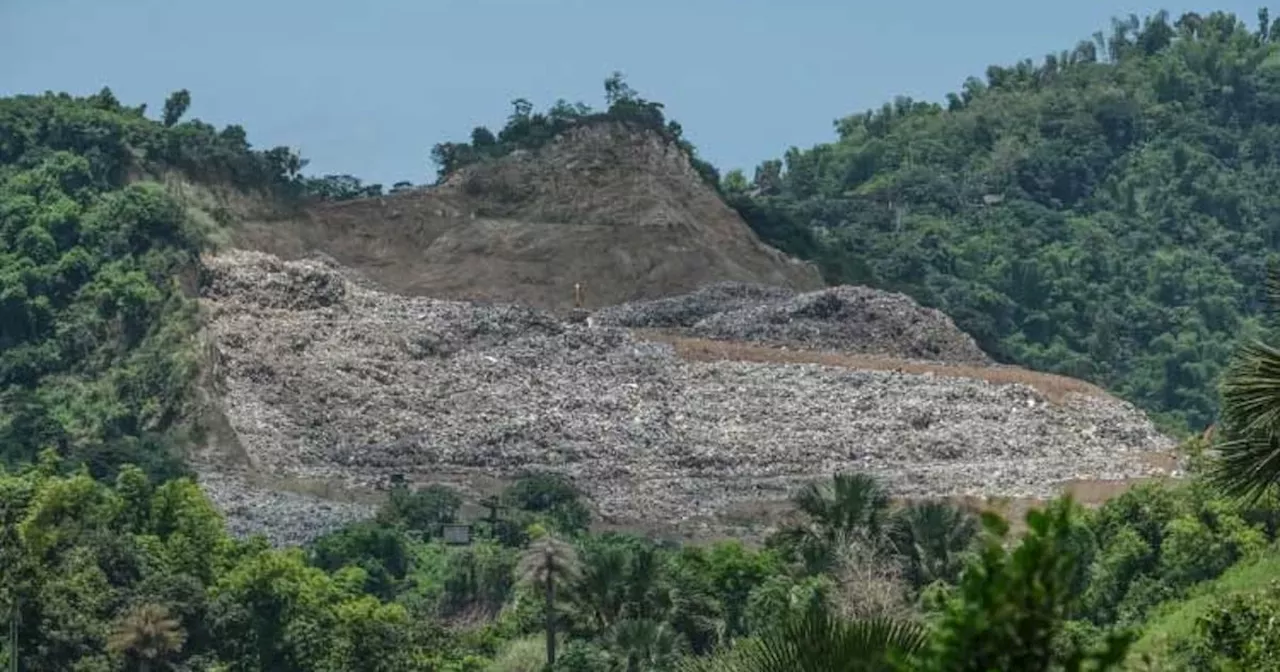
[231,123,822,311]
[195,251,1176,543]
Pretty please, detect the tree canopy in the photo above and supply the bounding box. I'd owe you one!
[430,71,722,190]
[725,9,1280,432]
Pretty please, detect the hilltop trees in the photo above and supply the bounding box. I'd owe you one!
[161,89,190,128]
[429,71,721,189]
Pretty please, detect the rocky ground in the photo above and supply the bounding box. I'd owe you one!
[196,471,376,546]
[596,282,991,365]
[195,250,1176,543]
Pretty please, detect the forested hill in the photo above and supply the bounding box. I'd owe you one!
[0,88,312,479]
[727,9,1280,432]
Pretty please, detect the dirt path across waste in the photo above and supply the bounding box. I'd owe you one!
[637,330,1110,404]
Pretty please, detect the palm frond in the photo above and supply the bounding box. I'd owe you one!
[1265,262,1280,313]
[889,501,978,588]
[791,482,833,523]
[730,605,926,672]
[1219,340,1280,434]
[829,473,890,537]
[1209,433,1280,501]
[106,603,186,662]
[517,535,581,585]
[788,473,890,538]
[1212,339,1280,500]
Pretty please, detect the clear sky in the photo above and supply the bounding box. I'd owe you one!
[1,1,1268,186]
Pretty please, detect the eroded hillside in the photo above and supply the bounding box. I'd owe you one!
[195,251,1176,543]
[231,122,822,311]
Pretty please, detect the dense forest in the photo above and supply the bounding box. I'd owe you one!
[9,441,1280,670]
[11,6,1280,671]
[725,9,1280,433]
[0,88,306,481]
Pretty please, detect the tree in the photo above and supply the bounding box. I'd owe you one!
[604,71,638,107]
[161,90,190,128]
[1212,270,1280,500]
[888,501,979,590]
[911,500,1133,671]
[772,473,891,574]
[310,522,411,600]
[752,160,783,196]
[610,618,687,672]
[518,535,582,667]
[722,169,751,195]
[470,126,497,148]
[683,602,925,672]
[1171,578,1280,669]
[503,472,592,535]
[106,603,186,672]
[378,483,462,532]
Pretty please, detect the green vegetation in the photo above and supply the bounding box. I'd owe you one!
[725,9,1280,432]
[430,72,722,190]
[0,88,307,480]
[1127,549,1280,665]
[12,449,1275,669]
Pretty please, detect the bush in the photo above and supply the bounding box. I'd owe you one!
[379,483,463,533]
[502,472,592,536]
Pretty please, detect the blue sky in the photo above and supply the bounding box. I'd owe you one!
[1,1,1268,185]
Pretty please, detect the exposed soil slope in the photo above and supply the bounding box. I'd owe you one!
[231,123,822,311]
[196,251,1176,542]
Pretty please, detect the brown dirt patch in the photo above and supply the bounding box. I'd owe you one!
[638,330,1110,403]
[229,123,821,312]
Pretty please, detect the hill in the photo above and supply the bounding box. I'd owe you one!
[727,9,1280,432]
[232,122,822,312]
[0,88,310,481]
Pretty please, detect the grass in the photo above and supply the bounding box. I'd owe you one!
[636,330,1110,404]
[1124,547,1280,669]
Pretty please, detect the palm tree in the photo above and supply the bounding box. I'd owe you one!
[1212,271,1280,500]
[622,546,668,622]
[610,618,687,672]
[888,501,979,590]
[518,534,581,667]
[576,541,629,631]
[106,603,186,672]
[774,473,891,574]
[681,602,926,672]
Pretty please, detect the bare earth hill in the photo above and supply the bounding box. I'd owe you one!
[193,251,1176,545]
[230,122,823,311]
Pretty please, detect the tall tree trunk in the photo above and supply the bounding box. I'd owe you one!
[545,567,557,666]
[8,598,17,672]
[140,660,151,672]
